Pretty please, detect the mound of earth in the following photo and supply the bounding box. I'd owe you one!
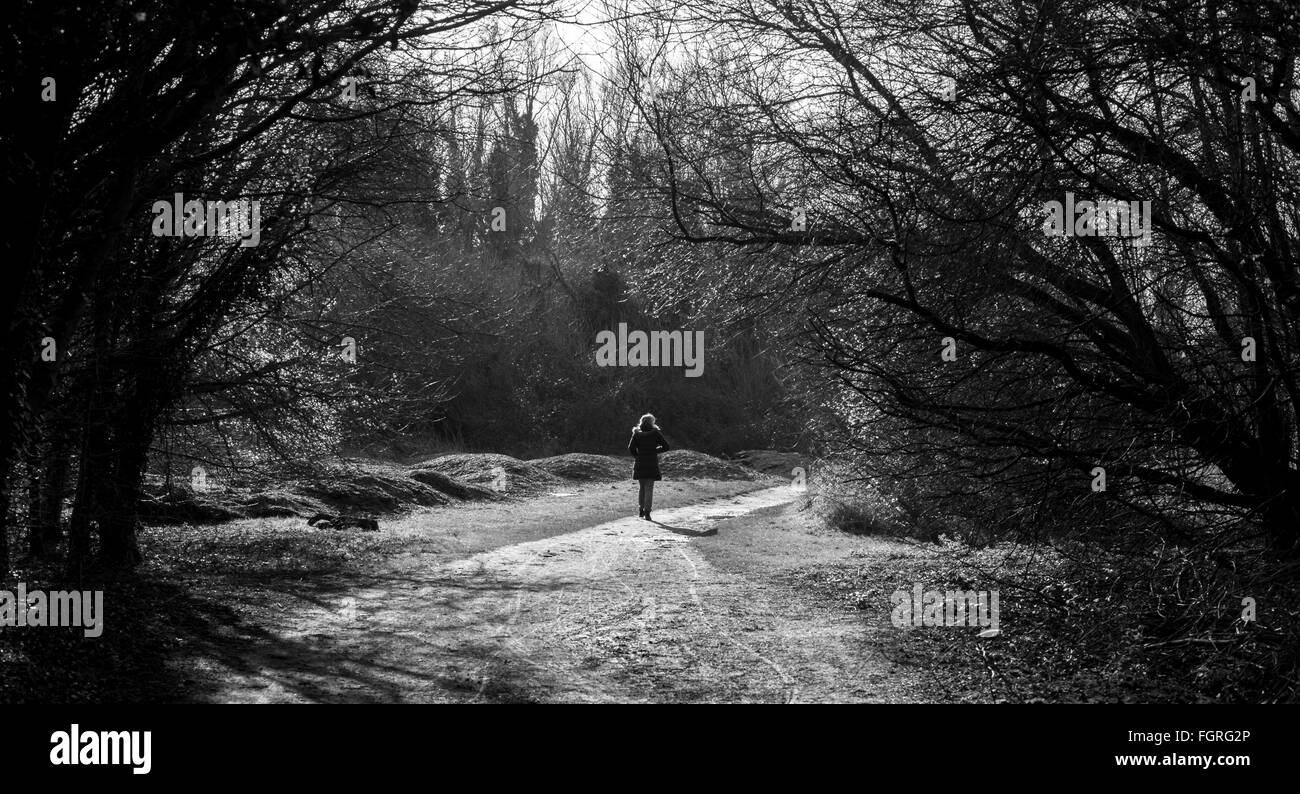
[659,450,761,480]
[731,450,809,478]
[406,467,502,501]
[138,486,244,524]
[291,469,450,513]
[411,453,560,494]
[529,453,628,482]
[138,450,761,526]
[233,490,326,518]
[139,461,493,526]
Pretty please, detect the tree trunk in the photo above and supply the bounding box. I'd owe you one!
[29,427,71,556]
[0,345,32,581]
[25,445,42,555]
[0,481,9,582]
[1262,474,1300,557]
[65,429,100,581]
[94,348,172,570]
[95,427,149,570]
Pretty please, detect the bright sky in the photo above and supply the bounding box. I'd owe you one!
[548,0,619,75]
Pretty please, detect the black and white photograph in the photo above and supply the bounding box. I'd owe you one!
[0,0,1293,773]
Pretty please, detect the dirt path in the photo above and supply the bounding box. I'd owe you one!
[188,485,929,703]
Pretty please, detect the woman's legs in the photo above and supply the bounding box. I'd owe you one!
[638,479,650,515]
[643,480,655,515]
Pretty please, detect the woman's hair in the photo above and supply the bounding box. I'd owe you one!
[634,413,658,432]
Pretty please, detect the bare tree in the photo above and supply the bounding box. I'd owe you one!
[0,0,556,574]
[616,0,1300,554]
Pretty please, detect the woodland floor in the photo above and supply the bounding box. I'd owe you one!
[153,479,963,703]
[8,458,1241,703]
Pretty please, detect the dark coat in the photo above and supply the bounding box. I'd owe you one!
[628,428,670,480]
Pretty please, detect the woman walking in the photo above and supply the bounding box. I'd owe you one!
[628,413,670,521]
